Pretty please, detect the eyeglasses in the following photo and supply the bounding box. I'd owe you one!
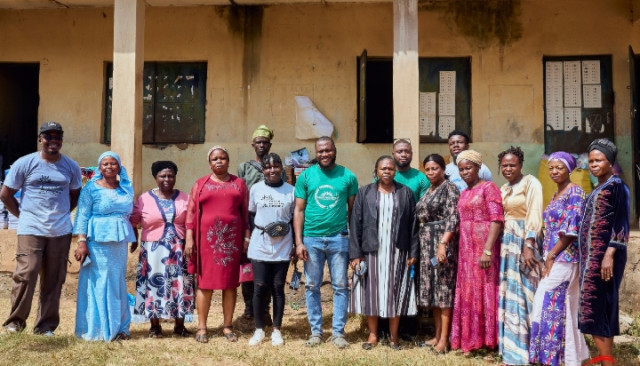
[41,133,63,141]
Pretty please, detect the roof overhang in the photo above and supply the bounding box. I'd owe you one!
[0,0,391,8]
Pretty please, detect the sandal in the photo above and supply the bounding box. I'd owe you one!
[114,333,131,341]
[223,326,238,342]
[195,328,208,343]
[149,325,163,339]
[361,342,377,350]
[173,325,193,337]
[389,342,402,351]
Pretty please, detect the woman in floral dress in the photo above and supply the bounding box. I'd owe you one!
[415,154,459,353]
[130,161,194,338]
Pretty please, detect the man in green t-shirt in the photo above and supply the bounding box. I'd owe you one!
[391,139,430,202]
[294,136,358,349]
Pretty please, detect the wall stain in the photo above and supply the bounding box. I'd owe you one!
[215,5,265,131]
[420,0,523,50]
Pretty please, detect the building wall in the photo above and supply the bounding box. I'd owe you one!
[0,1,638,198]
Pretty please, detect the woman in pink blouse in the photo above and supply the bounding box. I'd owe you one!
[130,161,194,338]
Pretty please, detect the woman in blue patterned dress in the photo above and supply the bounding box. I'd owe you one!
[578,139,629,366]
[528,152,588,366]
[73,151,137,341]
[130,161,194,338]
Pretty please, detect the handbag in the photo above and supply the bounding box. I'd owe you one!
[239,262,254,283]
[256,221,290,237]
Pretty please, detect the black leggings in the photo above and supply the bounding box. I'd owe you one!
[251,260,289,329]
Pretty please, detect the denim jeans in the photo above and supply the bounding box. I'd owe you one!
[303,232,349,336]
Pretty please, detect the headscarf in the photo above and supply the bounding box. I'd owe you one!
[252,125,274,141]
[92,151,133,196]
[548,151,576,174]
[456,149,482,166]
[207,145,228,161]
[588,138,617,164]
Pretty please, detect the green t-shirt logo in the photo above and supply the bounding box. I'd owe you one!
[314,185,339,209]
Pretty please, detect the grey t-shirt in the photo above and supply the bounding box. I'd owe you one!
[248,181,295,262]
[4,152,82,236]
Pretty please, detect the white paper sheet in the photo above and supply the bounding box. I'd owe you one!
[419,92,437,136]
[563,61,581,85]
[438,116,456,139]
[564,84,582,107]
[438,93,455,116]
[546,62,563,86]
[583,84,602,108]
[581,60,601,85]
[439,71,456,94]
[419,116,436,136]
[419,92,437,116]
[546,107,564,131]
[564,107,581,131]
[545,85,563,108]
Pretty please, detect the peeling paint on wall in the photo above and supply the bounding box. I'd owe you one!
[420,0,523,49]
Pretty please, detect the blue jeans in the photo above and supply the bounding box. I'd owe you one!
[303,232,349,337]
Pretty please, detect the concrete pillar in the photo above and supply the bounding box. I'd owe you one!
[393,0,420,169]
[111,0,145,194]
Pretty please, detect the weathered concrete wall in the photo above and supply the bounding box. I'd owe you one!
[621,231,640,315]
[0,1,638,197]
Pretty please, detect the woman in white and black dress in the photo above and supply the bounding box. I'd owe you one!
[349,155,418,350]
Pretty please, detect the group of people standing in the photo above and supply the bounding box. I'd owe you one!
[1,122,629,366]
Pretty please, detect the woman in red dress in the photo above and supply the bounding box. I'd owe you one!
[185,146,250,343]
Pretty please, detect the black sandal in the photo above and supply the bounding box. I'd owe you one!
[223,326,238,342]
[173,325,193,337]
[195,328,208,343]
[149,325,163,339]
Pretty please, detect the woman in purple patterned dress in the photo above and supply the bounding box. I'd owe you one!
[528,152,588,366]
[578,139,629,366]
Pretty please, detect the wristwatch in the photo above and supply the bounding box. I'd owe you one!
[483,249,492,256]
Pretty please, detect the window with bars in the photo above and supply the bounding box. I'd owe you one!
[104,61,207,144]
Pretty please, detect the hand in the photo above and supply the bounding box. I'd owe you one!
[542,256,555,278]
[436,243,448,264]
[74,241,89,264]
[130,242,138,253]
[406,257,417,267]
[184,237,194,258]
[350,258,363,270]
[522,243,540,272]
[601,254,614,281]
[479,253,491,269]
[243,238,249,253]
[296,243,308,262]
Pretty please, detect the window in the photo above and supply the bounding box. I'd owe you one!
[543,55,613,153]
[104,62,207,144]
[357,51,472,143]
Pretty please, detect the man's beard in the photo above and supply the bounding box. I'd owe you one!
[395,160,410,169]
[318,156,337,169]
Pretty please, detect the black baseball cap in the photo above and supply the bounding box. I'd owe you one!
[39,121,64,134]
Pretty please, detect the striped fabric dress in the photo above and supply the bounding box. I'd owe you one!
[349,192,417,317]
[498,175,543,365]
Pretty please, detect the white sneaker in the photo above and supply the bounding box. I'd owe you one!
[248,329,265,346]
[271,329,284,346]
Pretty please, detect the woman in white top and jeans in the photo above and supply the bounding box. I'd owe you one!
[247,153,295,346]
